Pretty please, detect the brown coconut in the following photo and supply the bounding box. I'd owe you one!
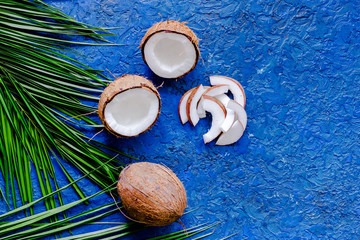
[140,20,200,79]
[117,162,187,226]
[98,75,161,137]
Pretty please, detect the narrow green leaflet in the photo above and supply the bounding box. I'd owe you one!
[0,0,130,208]
[0,171,215,240]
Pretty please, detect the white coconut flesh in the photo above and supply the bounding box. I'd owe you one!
[198,85,229,119]
[104,88,160,136]
[220,109,235,132]
[210,75,246,107]
[144,32,197,78]
[227,100,247,129]
[178,89,193,124]
[215,94,231,107]
[216,120,245,146]
[187,85,206,126]
[198,94,230,119]
[200,96,226,144]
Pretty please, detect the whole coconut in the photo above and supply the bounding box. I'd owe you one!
[117,162,187,226]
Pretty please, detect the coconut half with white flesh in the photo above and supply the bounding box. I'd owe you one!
[98,75,161,137]
[140,20,200,79]
[210,75,246,107]
[199,96,226,144]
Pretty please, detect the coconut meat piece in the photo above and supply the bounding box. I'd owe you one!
[178,88,194,124]
[186,85,206,126]
[210,75,246,107]
[104,88,160,137]
[199,94,230,119]
[220,109,235,132]
[200,96,226,144]
[143,32,197,78]
[198,85,229,119]
[215,94,231,107]
[226,100,247,129]
[216,120,245,146]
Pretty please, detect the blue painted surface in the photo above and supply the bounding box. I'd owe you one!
[3,0,360,239]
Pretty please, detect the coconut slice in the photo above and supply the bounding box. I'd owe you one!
[215,94,231,107]
[227,100,247,129]
[220,109,235,132]
[203,84,229,97]
[210,75,246,107]
[98,75,161,137]
[216,120,245,146]
[178,88,194,124]
[140,21,200,79]
[197,85,229,119]
[199,96,226,144]
[186,85,206,126]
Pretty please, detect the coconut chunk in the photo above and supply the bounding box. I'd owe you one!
[220,109,235,132]
[178,88,194,124]
[227,100,247,129]
[198,85,229,119]
[141,21,200,79]
[210,75,246,107]
[216,120,245,146]
[98,75,161,137]
[203,84,229,97]
[199,96,226,144]
[215,94,231,107]
[186,85,206,126]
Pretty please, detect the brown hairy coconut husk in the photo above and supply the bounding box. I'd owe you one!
[98,75,161,137]
[140,20,200,79]
[117,162,187,226]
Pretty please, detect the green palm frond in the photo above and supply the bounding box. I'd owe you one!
[0,168,216,240]
[0,0,131,209]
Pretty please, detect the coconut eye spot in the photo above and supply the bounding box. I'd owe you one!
[104,88,159,136]
[144,32,196,78]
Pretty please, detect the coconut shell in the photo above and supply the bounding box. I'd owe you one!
[98,75,161,137]
[117,162,187,226]
[140,20,200,79]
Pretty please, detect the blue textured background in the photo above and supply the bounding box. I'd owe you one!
[4,0,360,239]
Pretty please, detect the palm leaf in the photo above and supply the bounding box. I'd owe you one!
[0,169,216,240]
[0,0,131,209]
[0,1,219,239]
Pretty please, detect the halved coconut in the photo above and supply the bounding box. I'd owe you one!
[227,100,247,129]
[197,85,229,119]
[216,120,245,146]
[98,75,161,137]
[210,75,246,107]
[140,20,200,79]
[199,95,226,144]
[186,84,206,126]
